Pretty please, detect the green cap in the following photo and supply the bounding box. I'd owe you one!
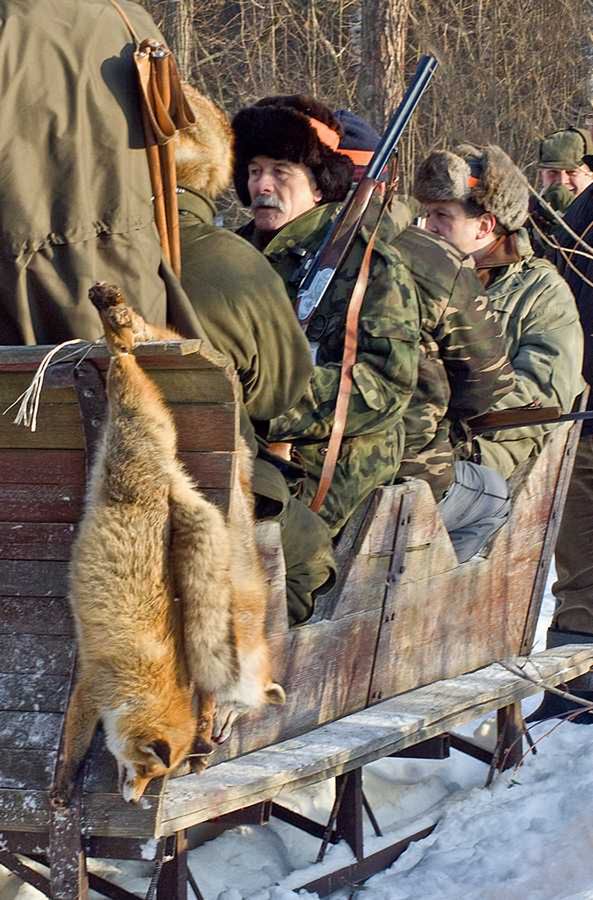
[538,127,593,170]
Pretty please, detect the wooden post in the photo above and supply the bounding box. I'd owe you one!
[157,831,188,900]
[335,769,364,862]
[49,801,89,900]
[496,702,524,770]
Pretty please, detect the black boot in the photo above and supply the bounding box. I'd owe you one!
[526,627,593,725]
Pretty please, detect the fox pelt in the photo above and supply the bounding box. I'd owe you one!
[52,282,284,806]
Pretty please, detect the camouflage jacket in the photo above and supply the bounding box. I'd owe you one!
[380,200,515,500]
[473,228,584,478]
[239,203,421,534]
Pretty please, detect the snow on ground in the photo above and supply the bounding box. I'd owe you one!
[3,565,593,900]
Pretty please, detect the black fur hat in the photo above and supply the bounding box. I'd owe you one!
[231,95,354,207]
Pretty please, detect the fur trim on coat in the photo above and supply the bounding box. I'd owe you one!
[174,83,234,200]
[231,95,353,206]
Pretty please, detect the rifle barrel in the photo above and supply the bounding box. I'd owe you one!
[368,55,439,181]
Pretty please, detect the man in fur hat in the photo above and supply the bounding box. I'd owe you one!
[334,110,515,562]
[529,127,593,255]
[173,84,335,626]
[414,143,583,484]
[231,95,421,535]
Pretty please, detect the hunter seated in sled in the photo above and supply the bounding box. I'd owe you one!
[173,83,335,627]
[414,143,584,491]
[230,95,422,540]
[334,111,515,563]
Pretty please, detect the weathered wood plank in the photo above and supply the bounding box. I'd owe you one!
[0,486,84,523]
[0,524,77,560]
[158,646,593,835]
[0,450,85,483]
[0,403,238,451]
[0,712,63,749]
[178,451,236,489]
[0,789,159,837]
[0,598,73,635]
[0,750,56,790]
[0,560,70,597]
[0,368,236,406]
[213,609,383,762]
[0,674,69,712]
[0,340,228,369]
[0,635,74,675]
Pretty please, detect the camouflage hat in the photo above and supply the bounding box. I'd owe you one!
[414,143,529,232]
[538,127,593,170]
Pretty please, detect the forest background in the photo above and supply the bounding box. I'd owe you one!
[141,0,593,211]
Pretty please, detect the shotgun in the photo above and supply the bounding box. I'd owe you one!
[294,54,439,330]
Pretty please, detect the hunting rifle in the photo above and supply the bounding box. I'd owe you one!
[470,405,593,434]
[294,54,439,330]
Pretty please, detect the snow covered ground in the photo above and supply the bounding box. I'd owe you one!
[3,566,593,900]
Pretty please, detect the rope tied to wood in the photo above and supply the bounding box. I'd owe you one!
[3,339,98,432]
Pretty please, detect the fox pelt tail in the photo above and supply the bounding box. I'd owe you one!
[169,468,239,693]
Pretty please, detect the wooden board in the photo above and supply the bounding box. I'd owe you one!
[157,646,593,836]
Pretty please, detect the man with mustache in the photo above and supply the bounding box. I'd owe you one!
[232,95,421,535]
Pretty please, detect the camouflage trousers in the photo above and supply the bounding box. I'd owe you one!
[553,435,593,634]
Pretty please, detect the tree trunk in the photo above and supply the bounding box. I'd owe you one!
[357,0,410,131]
[160,0,195,80]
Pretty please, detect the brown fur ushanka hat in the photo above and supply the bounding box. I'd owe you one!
[414,143,529,232]
[231,95,354,206]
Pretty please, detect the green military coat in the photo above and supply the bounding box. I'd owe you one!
[387,203,515,500]
[178,187,335,624]
[0,0,196,344]
[475,229,584,478]
[240,203,421,534]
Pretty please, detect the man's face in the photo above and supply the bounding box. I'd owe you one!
[539,165,593,197]
[424,200,494,255]
[247,156,322,231]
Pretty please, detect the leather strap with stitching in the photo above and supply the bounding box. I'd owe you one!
[309,206,385,514]
[110,0,195,277]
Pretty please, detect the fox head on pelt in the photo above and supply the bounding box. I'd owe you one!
[103,695,196,803]
[175,82,233,199]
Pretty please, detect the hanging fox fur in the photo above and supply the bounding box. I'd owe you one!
[52,282,284,806]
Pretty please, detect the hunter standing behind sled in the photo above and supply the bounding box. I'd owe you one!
[52,283,284,806]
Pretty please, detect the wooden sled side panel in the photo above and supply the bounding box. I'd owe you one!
[0,342,239,839]
[369,420,578,699]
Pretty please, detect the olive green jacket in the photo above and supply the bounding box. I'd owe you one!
[383,201,515,500]
[240,203,421,534]
[0,0,198,344]
[474,228,584,478]
[179,189,335,623]
[178,187,312,424]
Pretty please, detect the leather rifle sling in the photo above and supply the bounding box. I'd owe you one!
[309,211,384,514]
[110,1,195,277]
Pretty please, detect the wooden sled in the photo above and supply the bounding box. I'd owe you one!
[0,341,588,899]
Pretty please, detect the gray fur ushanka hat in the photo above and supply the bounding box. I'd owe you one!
[231,95,353,207]
[414,143,529,232]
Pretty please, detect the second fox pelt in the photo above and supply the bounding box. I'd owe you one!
[55,282,284,804]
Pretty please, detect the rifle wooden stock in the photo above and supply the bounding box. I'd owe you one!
[470,406,562,433]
